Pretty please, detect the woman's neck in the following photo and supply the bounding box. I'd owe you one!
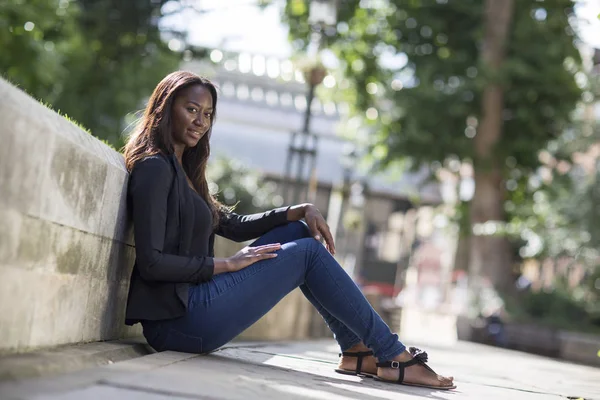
[173,144,185,165]
[172,145,197,192]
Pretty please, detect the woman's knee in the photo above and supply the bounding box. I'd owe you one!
[296,237,339,269]
[282,221,312,240]
[292,237,329,256]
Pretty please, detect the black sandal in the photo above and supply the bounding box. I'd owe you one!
[334,350,376,378]
[374,347,456,390]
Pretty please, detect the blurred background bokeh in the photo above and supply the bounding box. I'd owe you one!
[2,0,600,357]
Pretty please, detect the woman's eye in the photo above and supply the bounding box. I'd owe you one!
[205,113,212,118]
[187,107,197,113]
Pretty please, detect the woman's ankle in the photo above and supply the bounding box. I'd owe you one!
[385,349,412,363]
[394,350,413,362]
[345,342,371,353]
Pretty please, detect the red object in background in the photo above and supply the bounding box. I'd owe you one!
[359,281,401,298]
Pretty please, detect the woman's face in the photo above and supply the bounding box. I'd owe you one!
[171,84,214,149]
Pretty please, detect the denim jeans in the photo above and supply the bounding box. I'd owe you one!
[142,221,405,361]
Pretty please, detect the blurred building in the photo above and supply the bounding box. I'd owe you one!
[182,50,446,297]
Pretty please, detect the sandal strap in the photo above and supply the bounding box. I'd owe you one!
[375,360,409,383]
[338,351,374,375]
[340,351,373,357]
[375,359,419,369]
[377,347,431,384]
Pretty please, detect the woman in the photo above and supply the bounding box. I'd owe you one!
[123,71,455,390]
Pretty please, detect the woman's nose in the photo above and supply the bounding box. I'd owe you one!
[193,117,207,129]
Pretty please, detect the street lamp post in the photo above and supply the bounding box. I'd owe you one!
[285,65,327,204]
[335,144,357,254]
[283,0,337,205]
[338,143,357,228]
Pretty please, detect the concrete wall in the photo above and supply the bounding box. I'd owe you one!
[0,79,327,354]
[0,78,139,354]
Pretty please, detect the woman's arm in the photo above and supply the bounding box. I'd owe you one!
[286,203,310,222]
[215,205,291,242]
[216,203,335,254]
[131,156,230,282]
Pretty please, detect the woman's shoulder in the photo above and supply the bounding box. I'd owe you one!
[131,153,172,173]
[130,153,175,184]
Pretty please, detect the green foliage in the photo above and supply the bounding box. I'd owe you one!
[207,156,284,215]
[284,0,582,171]
[584,266,600,324]
[0,0,180,148]
[502,117,600,330]
[519,289,586,321]
[0,0,80,98]
[506,119,600,261]
[505,284,600,333]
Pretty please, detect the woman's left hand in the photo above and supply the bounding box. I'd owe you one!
[303,204,336,255]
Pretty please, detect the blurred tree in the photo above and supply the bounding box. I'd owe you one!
[283,0,582,293]
[506,114,600,321]
[207,155,284,216]
[496,64,600,329]
[0,0,79,103]
[469,0,515,296]
[0,0,181,148]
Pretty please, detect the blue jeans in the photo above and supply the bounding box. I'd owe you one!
[142,222,405,361]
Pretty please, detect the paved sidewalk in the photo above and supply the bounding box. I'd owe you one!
[1,339,599,400]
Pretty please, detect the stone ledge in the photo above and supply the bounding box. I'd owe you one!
[456,315,600,367]
[558,330,600,367]
[0,337,153,382]
[0,78,136,353]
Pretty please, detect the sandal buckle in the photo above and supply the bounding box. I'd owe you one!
[390,361,400,368]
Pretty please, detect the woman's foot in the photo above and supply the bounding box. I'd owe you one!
[377,349,455,389]
[337,343,378,376]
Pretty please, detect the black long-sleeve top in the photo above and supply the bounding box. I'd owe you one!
[124,153,289,324]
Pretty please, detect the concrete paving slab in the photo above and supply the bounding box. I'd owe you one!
[1,340,598,400]
[0,338,153,381]
[31,384,192,400]
[0,351,198,400]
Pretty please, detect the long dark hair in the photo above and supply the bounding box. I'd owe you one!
[123,71,222,226]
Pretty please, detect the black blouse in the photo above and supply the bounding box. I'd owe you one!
[190,189,213,258]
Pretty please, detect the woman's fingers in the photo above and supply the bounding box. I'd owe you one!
[232,244,281,270]
[307,214,336,255]
[318,223,336,255]
[251,243,281,254]
[260,253,278,259]
[254,245,279,261]
[305,218,321,241]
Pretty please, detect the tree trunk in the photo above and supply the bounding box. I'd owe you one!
[469,0,515,295]
[470,169,513,291]
[453,228,471,273]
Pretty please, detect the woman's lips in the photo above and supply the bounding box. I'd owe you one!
[188,128,203,138]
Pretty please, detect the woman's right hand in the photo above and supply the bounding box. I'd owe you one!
[226,243,282,272]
